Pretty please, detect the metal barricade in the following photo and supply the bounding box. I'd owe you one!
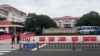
[37,43,100,51]
[19,42,100,51]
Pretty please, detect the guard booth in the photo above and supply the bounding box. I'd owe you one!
[35,25,43,35]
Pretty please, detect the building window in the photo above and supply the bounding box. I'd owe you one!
[65,21,69,23]
[73,21,76,24]
[64,24,71,28]
[59,21,61,23]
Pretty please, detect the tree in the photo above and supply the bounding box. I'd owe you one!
[25,13,57,32]
[76,11,100,26]
[0,16,6,21]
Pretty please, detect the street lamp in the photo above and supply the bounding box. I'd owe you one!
[12,14,16,34]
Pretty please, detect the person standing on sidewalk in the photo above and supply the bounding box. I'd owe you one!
[11,33,15,44]
[16,32,20,44]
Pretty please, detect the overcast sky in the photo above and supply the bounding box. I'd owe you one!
[0,0,100,18]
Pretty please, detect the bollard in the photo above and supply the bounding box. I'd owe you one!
[72,41,75,50]
[33,39,34,41]
[53,43,54,48]
[97,43,99,48]
[89,43,90,48]
[48,43,50,48]
[92,43,93,48]
[11,42,14,50]
[37,42,39,51]
[83,43,85,48]
[47,43,49,48]
[95,43,97,48]
[19,42,22,51]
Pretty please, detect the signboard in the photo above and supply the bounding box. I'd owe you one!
[43,28,77,34]
[23,43,35,48]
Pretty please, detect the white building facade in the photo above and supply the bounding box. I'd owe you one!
[53,16,80,28]
[0,4,26,33]
[0,4,26,23]
[0,7,8,18]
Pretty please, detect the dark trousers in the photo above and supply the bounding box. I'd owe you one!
[12,39,15,44]
[17,37,20,44]
[17,39,20,44]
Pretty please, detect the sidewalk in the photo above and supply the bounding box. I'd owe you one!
[0,39,11,44]
[0,44,20,50]
[0,39,20,50]
[0,36,35,50]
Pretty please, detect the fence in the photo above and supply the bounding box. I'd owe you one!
[19,35,100,51]
[0,35,100,51]
[19,42,100,51]
[0,34,11,40]
[0,33,35,41]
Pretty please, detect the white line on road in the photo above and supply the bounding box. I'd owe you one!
[31,44,47,51]
[38,44,47,48]
[0,51,11,52]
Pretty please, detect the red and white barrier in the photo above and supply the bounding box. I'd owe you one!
[21,35,100,43]
[20,33,35,40]
[0,33,35,41]
[0,34,11,40]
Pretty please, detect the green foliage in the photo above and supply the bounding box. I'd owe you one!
[76,11,100,26]
[0,16,6,21]
[25,13,57,32]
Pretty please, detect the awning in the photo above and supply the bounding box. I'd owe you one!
[0,25,23,27]
[0,29,6,32]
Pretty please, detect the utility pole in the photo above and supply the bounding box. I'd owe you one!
[12,14,16,34]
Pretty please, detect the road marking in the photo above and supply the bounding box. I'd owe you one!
[31,44,47,51]
[0,53,4,55]
[31,48,37,51]
[0,51,11,52]
[0,50,12,55]
[39,44,47,48]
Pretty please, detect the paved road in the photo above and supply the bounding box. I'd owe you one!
[0,43,100,56]
[1,38,100,56]
[0,39,20,55]
[1,48,100,56]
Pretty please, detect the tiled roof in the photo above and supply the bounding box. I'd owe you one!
[0,4,11,7]
[53,16,80,20]
[0,4,26,15]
